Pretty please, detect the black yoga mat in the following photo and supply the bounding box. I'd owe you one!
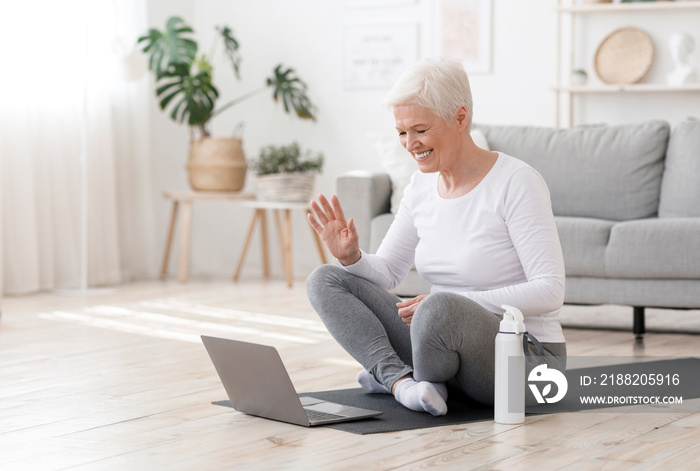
[214,357,700,435]
[213,390,492,434]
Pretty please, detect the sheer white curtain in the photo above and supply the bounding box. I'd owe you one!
[0,0,157,295]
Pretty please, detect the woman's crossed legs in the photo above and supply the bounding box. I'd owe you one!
[307,265,512,414]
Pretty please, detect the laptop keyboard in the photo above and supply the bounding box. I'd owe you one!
[304,408,347,422]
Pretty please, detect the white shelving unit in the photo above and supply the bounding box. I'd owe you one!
[559,1,700,13]
[554,0,700,127]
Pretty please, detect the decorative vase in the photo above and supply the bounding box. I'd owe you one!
[254,173,315,203]
[571,69,588,86]
[187,137,248,192]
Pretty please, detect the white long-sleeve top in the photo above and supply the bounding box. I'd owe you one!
[344,153,566,343]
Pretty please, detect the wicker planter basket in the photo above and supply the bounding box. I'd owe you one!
[187,137,248,191]
[254,173,315,203]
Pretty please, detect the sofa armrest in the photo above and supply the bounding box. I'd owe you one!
[336,171,392,251]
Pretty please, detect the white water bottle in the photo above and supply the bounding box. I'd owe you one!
[494,304,526,424]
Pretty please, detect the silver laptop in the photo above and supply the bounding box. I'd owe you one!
[201,336,382,427]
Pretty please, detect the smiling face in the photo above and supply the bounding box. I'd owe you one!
[393,104,465,173]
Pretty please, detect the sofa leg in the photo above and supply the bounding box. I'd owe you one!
[633,306,645,342]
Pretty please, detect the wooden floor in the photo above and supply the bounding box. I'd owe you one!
[1,277,699,470]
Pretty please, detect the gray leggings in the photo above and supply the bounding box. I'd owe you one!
[306,265,566,405]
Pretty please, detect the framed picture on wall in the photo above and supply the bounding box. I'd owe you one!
[343,22,419,89]
[432,0,492,74]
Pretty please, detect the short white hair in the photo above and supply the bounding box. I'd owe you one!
[382,57,474,130]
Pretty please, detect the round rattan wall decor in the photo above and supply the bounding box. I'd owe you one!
[594,27,654,84]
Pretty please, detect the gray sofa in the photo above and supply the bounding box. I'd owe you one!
[337,119,700,339]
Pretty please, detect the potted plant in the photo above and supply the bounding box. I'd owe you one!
[251,142,324,202]
[138,17,316,191]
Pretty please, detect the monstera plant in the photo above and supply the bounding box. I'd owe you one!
[138,16,317,191]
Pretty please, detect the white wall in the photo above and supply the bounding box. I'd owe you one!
[146,0,700,281]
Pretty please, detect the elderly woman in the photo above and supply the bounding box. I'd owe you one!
[306,57,566,416]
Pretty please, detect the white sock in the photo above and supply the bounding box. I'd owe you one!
[393,378,448,416]
[356,370,390,394]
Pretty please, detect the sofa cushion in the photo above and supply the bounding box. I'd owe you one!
[392,270,432,297]
[337,172,392,252]
[605,218,700,279]
[475,120,669,221]
[555,217,614,277]
[565,277,700,309]
[659,119,700,218]
[370,213,395,253]
[370,212,433,296]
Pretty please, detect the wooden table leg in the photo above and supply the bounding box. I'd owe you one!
[178,201,193,283]
[161,201,179,279]
[273,209,293,288]
[283,209,293,287]
[307,209,328,264]
[260,209,270,278]
[234,209,262,282]
[273,208,285,266]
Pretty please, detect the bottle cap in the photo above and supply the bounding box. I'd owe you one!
[500,304,525,334]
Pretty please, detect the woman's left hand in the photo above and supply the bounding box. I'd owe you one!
[396,294,429,327]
